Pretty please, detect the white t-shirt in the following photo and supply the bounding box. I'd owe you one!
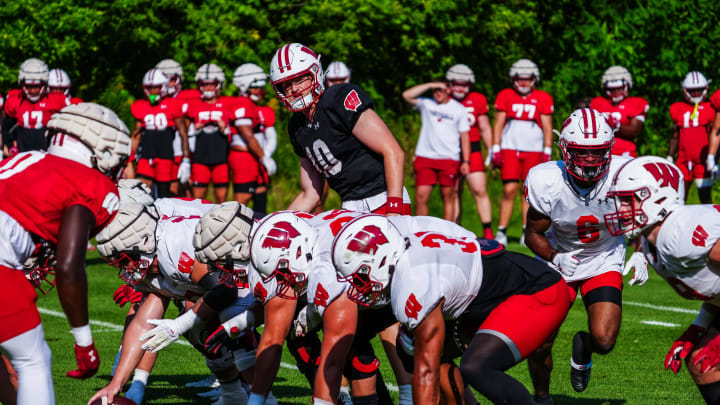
[414,97,470,160]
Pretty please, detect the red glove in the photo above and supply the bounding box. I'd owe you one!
[66,342,100,379]
[694,332,720,373]
[8,146,18,158]
[491,145,503,169]
[113,284,143,307]
[541,147,552,163]
[606,115,621,130]
[665,324,706,373]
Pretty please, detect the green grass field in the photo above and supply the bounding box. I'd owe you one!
[36,243,706,405]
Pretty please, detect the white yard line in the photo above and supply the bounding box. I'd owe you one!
[624,300,699,314]
[640,320,680,327]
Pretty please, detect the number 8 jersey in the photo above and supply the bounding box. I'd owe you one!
[524,157,629,281]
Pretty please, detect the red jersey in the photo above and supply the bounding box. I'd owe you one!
[590,96,649,126]
[174,88,202,115]
[460,92,489,142]
[494,88,553,126]
[186,98,234,128]
[709,89,720,112]
[670,101,714,148]
[229,96,258,127]
[131,98,183,130]
[0,152,119,243]
[67,96,83,105]
[257,105,276,128]
[4,89,69,129]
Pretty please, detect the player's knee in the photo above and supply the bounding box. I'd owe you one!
[591,333,616,354]
[345,355,380,381]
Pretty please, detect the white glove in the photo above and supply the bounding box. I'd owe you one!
[262,156,277,176]
[707,154,719,182]
[552,249,583,277]
[294,306,321,338]
[397,327,415,356]
[140,310,200,352]
[666,156,674,164]
[177,157,191,184]
[222,310,255,339]
[623,252,649,286]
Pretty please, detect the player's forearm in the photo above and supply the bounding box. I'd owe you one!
[288,191,321,212]
[238,125,265,159]
[541,114,553,148]
[56,269,89,327]
[667,129,679,158]
[384,146,405,199]
[618,119,643,140]
[708,114,720,156]
[174,117,190,157]
[402,83,434,104]
[492,113,506,146]
[526,230,555,261]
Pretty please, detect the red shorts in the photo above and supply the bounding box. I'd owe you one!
[172,155,183,181]
[678,141,710,181]
[566,271,623,304]
[478,280,570,359]
[414,156,460,187]
[371,202,413,215]
[136,158,174,182]
[257,165,270,188]
[192,163,229,187]
[611,138,637,157]
[469,151,486,173]
[229,150,260,192]
[500,150,543,182]
[0,266,41,342]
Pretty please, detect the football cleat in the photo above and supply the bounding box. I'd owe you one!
[570,331,592,392]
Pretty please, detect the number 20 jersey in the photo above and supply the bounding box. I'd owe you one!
[288,83,386,201]
[524,158,629,282]
[643,205,720,306]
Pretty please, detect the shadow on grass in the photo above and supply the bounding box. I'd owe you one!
[549,395,626,404]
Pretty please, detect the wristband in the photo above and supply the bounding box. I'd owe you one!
[386,197,404,215]
[543,146,552,156]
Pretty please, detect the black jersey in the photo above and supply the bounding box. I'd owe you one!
[288,83,387,201]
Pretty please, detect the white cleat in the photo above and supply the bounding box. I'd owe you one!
[495,231,508,245]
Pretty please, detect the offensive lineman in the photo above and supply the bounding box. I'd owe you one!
[0,103,131,404]
[523,108,637,402]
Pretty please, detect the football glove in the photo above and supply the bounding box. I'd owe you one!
[140,310,200,353]
[293,306,321,338]
[397,326,415,356]
[622,252,649,286]
[694,332,720,373]
[707,154,719,183]
[177,157,192,184]
[262,156,277,176]
[542,146,552,163]
[204,311,255,355]
[490,145,503,169]
[112,284,143,307]
[665,324,707,373]
[552,249,583,277]
[67,342,100,379]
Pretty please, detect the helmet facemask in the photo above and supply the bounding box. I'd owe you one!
[106,247,154,285]
[604,82,629,104]
[604,187,652,239]
[342,262,390,307]
[683,86,707,105]
[198,80,221,100]
[261,251,310,300]
[273,71,323,112]
[448,80,471,100]
[22,80,47,102]
[561,141,613,184]
[512,75,536,96]
[211,256,249,288]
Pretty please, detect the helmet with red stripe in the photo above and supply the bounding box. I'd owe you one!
[48,69,71,96]
[156,59,183,96]
[682,71,709,104]
[270,43,324,112]
[559,108,615,184]
[142,68,169,104]
[325,61,351,86]
[195,63,225,100]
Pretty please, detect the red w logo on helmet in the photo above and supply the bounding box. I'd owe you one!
[262,221,300,249]
[347,225,388,255]
[643,162,681,191]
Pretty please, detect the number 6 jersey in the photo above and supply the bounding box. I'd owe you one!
[524,158,629,282]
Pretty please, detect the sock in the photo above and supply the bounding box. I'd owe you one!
[253,192,267,217]
[110,344,122,377]
[572,331,592,365]
[497,227,507,234]
[698,380,720,404]
[398,384,412,405]
[133,369,150,385]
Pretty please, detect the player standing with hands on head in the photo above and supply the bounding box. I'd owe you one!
[524,108,636,403]
[269,43,410,215]
[403,78,470,221]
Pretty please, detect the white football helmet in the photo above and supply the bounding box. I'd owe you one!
[602,66,633,104]
[250,211,317,299]
[270,43,324,112]
[559,108,615,184]
[118,179,154,206]
[46,103,131,182]
[97,202,159,284]
[605,156,685,239]
[156,59,183,95]
[195,63,225,100]
[19,58,49,102]
[142,68,169,103]
[194,202,255,286]
[332,214,405,307]
[48,69,71,95]
[509,59,539,95]
[446,64,475,99]
[682,71,709,104]
[325,61,351,85]
[233,63,267,96]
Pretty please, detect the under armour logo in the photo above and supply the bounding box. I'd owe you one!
[88,350,97,363]
[389,202,399,208]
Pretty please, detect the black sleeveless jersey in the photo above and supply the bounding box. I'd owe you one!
[288,83,387,201]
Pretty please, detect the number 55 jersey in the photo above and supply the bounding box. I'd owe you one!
[524,157,630,282]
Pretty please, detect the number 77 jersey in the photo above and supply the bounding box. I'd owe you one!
[524,157,630,282]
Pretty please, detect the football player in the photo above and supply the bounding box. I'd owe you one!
[491,59,554,245]
[0,102,130,404]
[605,156,720,404]
[3,58,69,154]
[269,43,409,215]
[130,68,191,197]
[333,215,569,404]
[232,63,277,210]
[47,68,82,104]
[325,61,351,87]
[446,64,494,238]
[590,66,649,157]
[668,71,716,203]
[523,108,634,401]
[89,201,258,405]
[187,63,266,203]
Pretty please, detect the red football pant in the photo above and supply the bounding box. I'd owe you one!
[192,163,229,187]
[414,156,460,187]
[500,150,542,182]
[136,158,174,182]
[566,271,623,304]
[0,266,41,343]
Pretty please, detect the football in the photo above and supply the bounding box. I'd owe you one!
[88,396,137,405]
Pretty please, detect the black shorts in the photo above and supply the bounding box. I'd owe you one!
[139,129,175,159]
[194,128,229,165]
[16,127,47,152]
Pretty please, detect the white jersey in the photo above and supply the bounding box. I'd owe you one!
[525,158,630,282]
[389,215,477,240]
[248,262,278,305]
[414,97,470,160]
[500,120,544,152]
[135,216,206,300]
[0,210,35,270]
[153,197,215,219]
[391,232,483,330]
[644,205,720,306]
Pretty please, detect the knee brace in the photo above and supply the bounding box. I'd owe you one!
[343,354,380,380]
